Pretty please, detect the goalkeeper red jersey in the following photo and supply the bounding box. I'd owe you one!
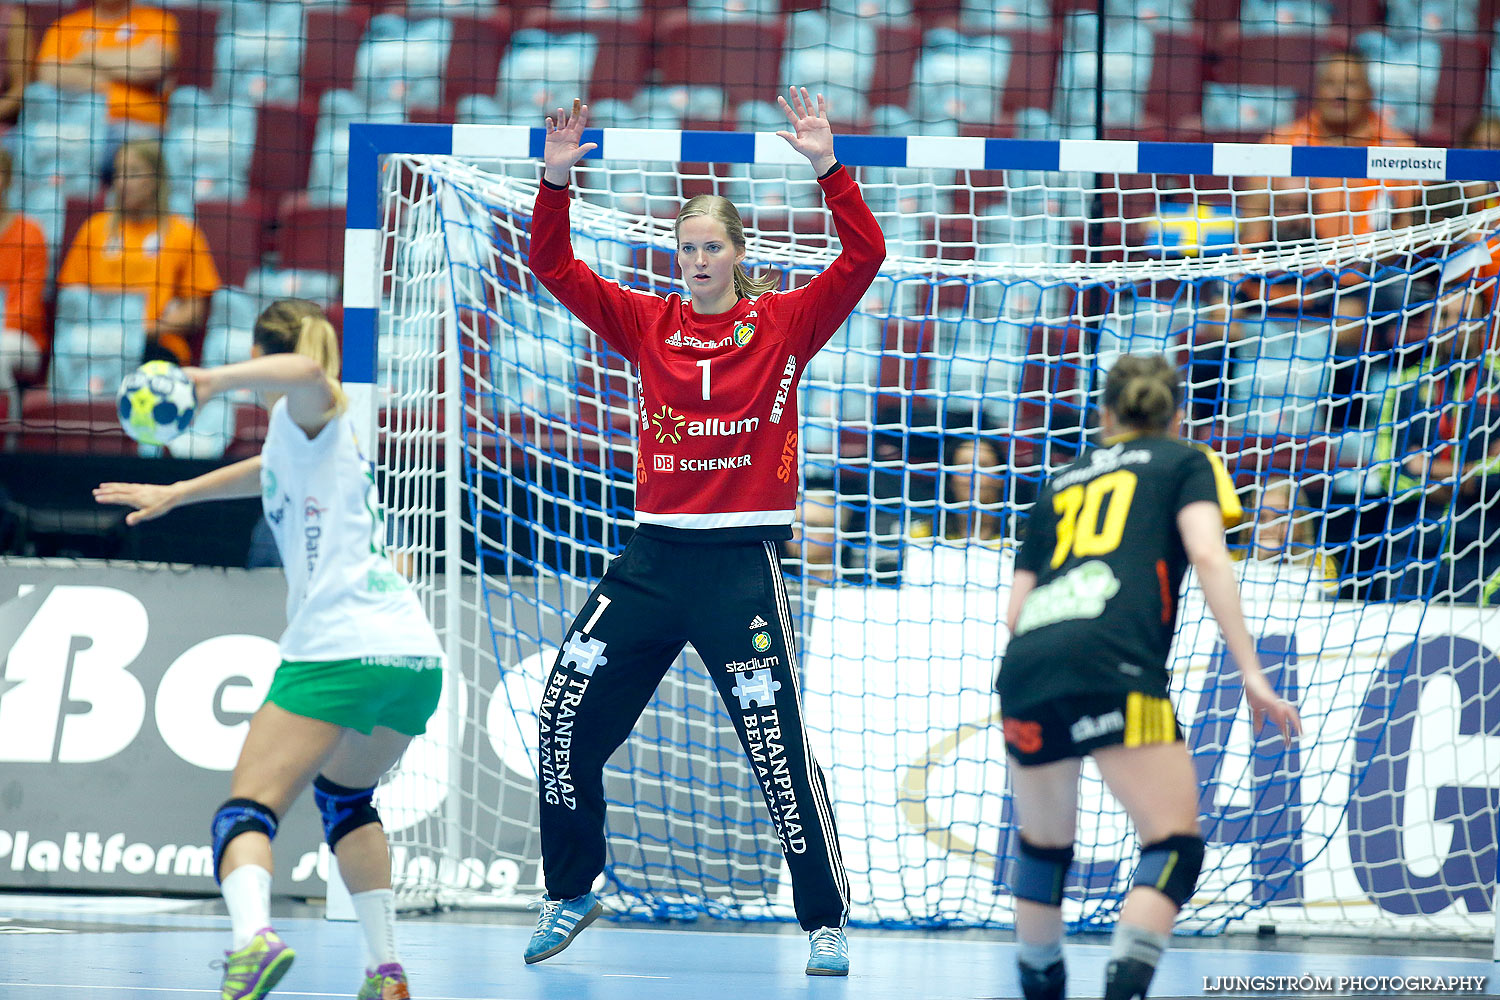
[528,165,885,543]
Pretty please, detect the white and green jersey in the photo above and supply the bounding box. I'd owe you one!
[259,398,444,664]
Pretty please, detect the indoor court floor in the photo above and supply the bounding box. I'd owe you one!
[1,893,1495,999]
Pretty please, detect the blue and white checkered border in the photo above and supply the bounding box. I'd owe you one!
[341,123,1500,393]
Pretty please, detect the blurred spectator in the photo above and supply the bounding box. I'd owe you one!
[0,6,31,125]
[1240,50,1417,256]
[0,148,49,390]
[34,0,176,132]
[914,434,1006,545]
[1234,476,1339,595]
[785,486,845,584]
[904,433,1014,590]
[57,139,219,364]
[1383,289,1500,602]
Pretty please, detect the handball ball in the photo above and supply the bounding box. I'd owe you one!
[117,360,197,446]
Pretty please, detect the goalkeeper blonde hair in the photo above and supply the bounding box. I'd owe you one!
[675,195,779,298]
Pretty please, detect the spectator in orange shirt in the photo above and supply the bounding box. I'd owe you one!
[34,0,176,131]
[0,148,48,390]
[1240,50,1418,261]
[57,140,219,365]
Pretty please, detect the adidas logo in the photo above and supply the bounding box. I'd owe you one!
[666,330,684,346]
[748,615,768,629]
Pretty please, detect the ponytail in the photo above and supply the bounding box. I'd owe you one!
[1101,353,1180,433]
[252,298,348,415]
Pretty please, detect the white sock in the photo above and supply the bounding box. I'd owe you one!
[221,865,273,950]
[351,888,399,970]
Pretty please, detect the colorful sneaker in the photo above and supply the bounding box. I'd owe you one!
[523,892,604,965]
[356,962,410,999]
[805,926,849,976]
[216,927,295,1000]
[1020,958,1066,1000]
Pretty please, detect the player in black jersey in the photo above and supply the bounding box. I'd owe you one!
[996,354,1302,1000]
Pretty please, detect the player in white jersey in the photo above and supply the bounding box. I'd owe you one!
[95,299,441,1000]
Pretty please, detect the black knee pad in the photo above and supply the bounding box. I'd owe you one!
[1134,834,1204,908]
[210,798,279,883]
[314,775,381,851]
[1010,836,1074,907]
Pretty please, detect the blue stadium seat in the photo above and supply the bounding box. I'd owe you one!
[498,30,599,119]
[404,0,501,17]
[1386,0,1477,33]
[1200,82,1297,135]
[687,0,780,19]
[49,289,147,400]
[306,90,406,206]
[827,0,914,23]
[959,0,1049,32]
[1237,0,1332,34]
[1054,15,1154,129]
[14,84,110,253]
[1356,30,1442,136]
[354,14,454,112]
[550,0,643,17]
[909,30,1010,126]
[242,266,341,307]
[163,87,257,215]
[200,286,261,368]
[780,20,877,122]
[211,2,305,107]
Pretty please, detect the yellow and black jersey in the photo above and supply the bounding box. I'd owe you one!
[997,436,1240,715]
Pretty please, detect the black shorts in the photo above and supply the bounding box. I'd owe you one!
[1001,690,1182,766]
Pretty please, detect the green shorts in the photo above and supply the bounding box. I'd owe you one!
[265,656,443,736]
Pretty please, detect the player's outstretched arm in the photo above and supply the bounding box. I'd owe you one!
[542,99,598,187]
[1178,500,1302,745]
[189,356,338,438]
[95,456,263,525]
[775,86,837,176]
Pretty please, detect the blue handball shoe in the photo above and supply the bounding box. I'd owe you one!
[805,926,849,976]
[523,892,604,965]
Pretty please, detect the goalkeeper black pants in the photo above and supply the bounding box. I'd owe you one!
[535,533,849,931]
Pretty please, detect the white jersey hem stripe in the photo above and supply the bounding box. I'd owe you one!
[636,509,795,529]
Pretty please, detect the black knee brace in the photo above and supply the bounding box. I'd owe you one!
[210,798,279,883]
[1011,837,1075,907]
[314,775,381,851]
[1134,834,1204,908]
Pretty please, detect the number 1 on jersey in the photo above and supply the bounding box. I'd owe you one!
[697,359,711,400]
[1050,469,1138,568]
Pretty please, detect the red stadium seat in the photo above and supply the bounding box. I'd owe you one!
[869,25,923,112]
[18,391,136,455]
[654,12,785,111]
[275,193,344,275]
[249,103,317,199]
[194,198,267,289]
[171,4,218,92]
[1015,323,1087,459]
[519,14,651,103]
[441,12,511,107]
[226,401,269,460]
[1218,433,1357,489]
[1208,29,1351,102]
[999,29,1059,114]
[61,192,106,259]
[299,7,369,106]
[1428,38,1490,146]
[1144,29,1206,135]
